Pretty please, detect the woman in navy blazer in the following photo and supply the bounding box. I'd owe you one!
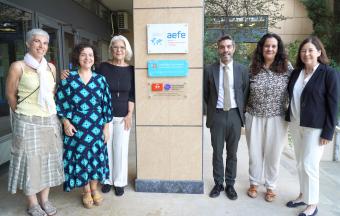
[285,36,339,216]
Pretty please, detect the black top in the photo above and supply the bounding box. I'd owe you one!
[97,62,135,117]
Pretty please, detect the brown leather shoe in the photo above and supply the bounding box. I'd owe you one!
[247,185,258,198]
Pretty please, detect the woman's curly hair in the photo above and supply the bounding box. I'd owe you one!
[250,33,288,75]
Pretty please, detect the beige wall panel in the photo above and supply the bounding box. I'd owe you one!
[300,18,313,34]
[137,127,171,179]
[135,69,169,124]
[281,0,295,17]
[293,0,308,17]
[280,34,310,44]
[137,127,202,180]
[280,0,308,18]
[270,18,313,35]
[134,0,203,8]
[133,9,203,68]
[270,19,287,35]
[135,69,202,126]
[169,127,202,180]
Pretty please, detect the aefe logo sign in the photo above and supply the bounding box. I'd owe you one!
[147,23,188,53]
[167,31,186,39]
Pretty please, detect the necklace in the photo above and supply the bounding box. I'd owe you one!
[109,60,127,98]
[112,63,120,98]
[117,79,120,98]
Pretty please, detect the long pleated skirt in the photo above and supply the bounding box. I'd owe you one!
[8,112,64,195]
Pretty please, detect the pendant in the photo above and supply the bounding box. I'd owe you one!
[117,92,120,98]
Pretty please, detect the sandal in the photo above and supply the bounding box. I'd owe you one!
[40,201,57,216]
[265,189,276,202]
[247,185,257,198]
[92,190,103,206]
[27,204,47,216]
[82,191,94,209]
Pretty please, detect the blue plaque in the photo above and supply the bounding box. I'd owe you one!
[148,60,188,77]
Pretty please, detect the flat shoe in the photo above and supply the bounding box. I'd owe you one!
[298,207,318,216]
[27,204,47,216]
[40,201,57,216]
[82,191,94,209]
[92,190,104,206]
[265,189,276,202]
[114,186,125,196]
[247,185,257,198]
[286,200,306,208]
[101,184,111,193]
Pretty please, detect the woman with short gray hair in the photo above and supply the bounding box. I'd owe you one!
[6,28,64,216]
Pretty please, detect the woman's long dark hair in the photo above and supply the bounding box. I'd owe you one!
[250,33,288,75]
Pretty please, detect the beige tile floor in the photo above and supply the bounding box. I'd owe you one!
[0,120,339,216]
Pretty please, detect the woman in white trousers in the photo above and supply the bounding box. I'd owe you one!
[286,36,339,216]
[99,35,135,196]
[105,116,131,194]
[246,33,292,202]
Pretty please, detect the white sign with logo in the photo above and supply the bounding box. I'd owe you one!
[147,23,188,53]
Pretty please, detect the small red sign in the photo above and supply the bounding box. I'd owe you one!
[151,83,163,91]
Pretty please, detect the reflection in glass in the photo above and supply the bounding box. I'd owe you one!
[64,32,75,70]
[0,2,32,136]
[41,25,60,72]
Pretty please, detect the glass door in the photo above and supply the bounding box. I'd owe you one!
[63,30,75,70]
[37,15,62,73]
[0,2,32,136]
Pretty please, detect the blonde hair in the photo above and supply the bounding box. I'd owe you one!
[108,35,133,61]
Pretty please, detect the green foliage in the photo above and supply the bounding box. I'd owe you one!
[203,30,219,65]
[286,40,301,67]
[204,44,218,65]
[233,43,255,66]
[300,0,340,123]
[299,0,340,63]
[204,41,255,66]
[205,0,285,28]
[330,59,340,71]
[204,0,286,66]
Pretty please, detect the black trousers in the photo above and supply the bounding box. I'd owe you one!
[210,108,241,186]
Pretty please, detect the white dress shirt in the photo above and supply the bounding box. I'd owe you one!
[216,60,237,109]
[291,63,319,122]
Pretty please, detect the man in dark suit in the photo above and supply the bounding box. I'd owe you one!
[204,35,249,200]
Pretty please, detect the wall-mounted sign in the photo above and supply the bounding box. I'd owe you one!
[148,60,188,77]
[148,82,187,98]
[147,23,188,53]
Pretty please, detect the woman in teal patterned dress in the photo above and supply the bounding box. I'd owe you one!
[56,43,113,208]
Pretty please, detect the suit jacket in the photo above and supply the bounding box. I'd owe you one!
[285,64,340,140]
[204,61,249,128]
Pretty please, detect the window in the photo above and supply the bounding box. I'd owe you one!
[73,0,110,21]
[0,2,32,136]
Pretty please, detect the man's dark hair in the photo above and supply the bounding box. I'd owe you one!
[217,35,235,47]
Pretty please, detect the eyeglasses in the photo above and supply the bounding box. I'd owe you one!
[300,49,318,54]
[112,46,126,51]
